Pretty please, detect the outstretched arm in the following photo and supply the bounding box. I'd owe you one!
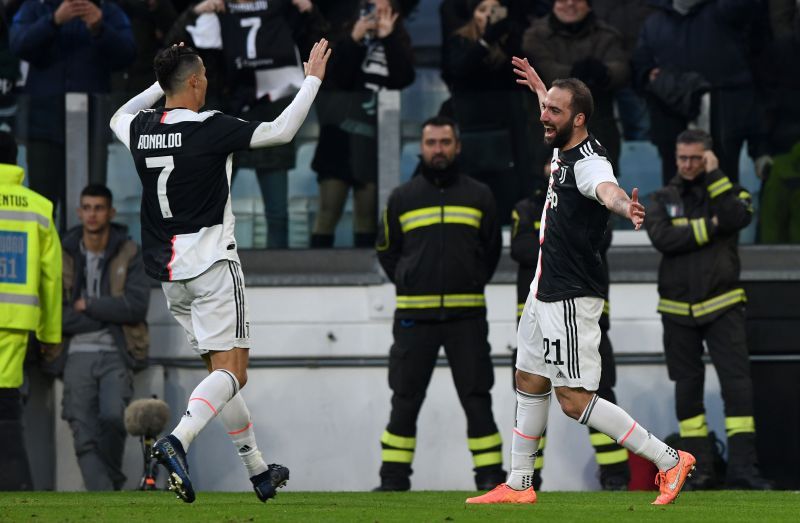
[597,184,645,230]
[512,56,547,115]
[249,39,331,148]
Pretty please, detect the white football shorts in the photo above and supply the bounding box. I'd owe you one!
[162,259,250,353]
[516,293,603,390]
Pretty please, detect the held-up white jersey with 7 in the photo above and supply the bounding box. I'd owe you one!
[110,76,320,281]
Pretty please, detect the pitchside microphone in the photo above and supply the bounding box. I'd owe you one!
[125,398,170,437]
[125,398,170,491]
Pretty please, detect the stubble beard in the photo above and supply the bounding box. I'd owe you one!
[544,123,574,150]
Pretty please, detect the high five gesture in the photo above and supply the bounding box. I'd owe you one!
[511,56,547,114]
[304,38,332,81]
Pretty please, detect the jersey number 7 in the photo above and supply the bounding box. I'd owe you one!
[146,156,175,219]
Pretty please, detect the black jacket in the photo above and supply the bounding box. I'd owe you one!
[311,17,415,183]
[645,67,711,121]
[632,0,759,91]
[510,190,545,312]
[377,167,501,321]
[645,169,753,325]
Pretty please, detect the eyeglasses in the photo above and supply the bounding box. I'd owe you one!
[677,155,704,163]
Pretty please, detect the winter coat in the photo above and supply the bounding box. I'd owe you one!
[631,0,759,90]
[56,223,150,373]
[377,168,501,321]
[311,13,414,184]
[10,0,136,141]
[645,169,753,326]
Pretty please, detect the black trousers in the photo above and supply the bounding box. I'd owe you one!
[0,388,33,490]
[386,317,497,437]
[381,316,501,482]
[662,306,754,421]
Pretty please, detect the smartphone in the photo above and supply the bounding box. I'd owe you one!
[359,1,377,43]
[360,1,375,18]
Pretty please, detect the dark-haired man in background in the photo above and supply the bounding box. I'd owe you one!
[59,184,149,491]
[468,58,692,506]
[522,0,628,172]
[109,40,330,503]
[375,115,504,492]
[645,129,772,491]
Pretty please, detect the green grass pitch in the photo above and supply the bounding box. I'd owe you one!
[1,490,797,522]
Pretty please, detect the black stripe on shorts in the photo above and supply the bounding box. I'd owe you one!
[227,261,243,338]
[570,299,580,379]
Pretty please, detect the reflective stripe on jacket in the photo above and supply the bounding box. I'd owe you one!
[376,171,501,321]
[0,163,62,342]
[645,169,752,325]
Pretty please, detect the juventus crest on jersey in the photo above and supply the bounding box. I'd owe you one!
[115,108,260,281]
[532,135,618,302]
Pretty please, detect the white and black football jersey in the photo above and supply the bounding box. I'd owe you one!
[220,0,299,72]
[531,135,618,302]
[109,76,321,281]
[115,108,259,281]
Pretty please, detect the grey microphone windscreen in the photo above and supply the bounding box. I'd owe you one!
[125,398,171,437]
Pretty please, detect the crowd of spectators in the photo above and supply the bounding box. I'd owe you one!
[0,0,797,244]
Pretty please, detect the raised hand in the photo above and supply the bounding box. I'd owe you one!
[629,188,646,230]
[78,0,103,33]
[511,56,547,98]
[376,5,399,38]
[193,0,225,14]
[702,150,719,173]
[303,38,332,81]
[53,0,84,26]
[351,13,377,42]
[292,0,313,13]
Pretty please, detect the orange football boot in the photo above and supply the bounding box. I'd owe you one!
[652,450,696,505]
[466,483,537,504]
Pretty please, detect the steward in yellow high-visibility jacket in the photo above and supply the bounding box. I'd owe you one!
[0,131,61,491]
[0,157,62,387]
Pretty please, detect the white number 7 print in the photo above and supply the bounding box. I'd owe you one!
[240,17,262,60]
[146,155,175,219]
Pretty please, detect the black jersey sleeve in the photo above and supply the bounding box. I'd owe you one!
[202,113,262,154]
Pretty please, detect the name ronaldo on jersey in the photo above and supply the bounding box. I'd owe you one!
[137,133,183,150]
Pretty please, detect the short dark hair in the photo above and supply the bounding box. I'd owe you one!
[80,184,113,206]
[552,78,594,123]
[676,129,713,150]
[0,131,18,165]
[154,45,202,94]
[420,115,461,140]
